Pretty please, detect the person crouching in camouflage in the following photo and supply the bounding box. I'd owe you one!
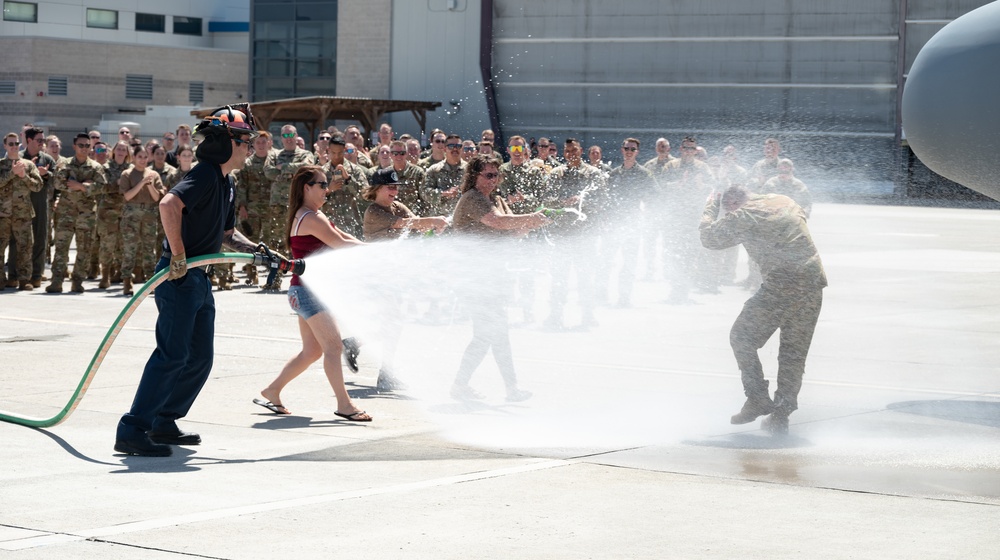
[699,186,826,435]
[48,133,107,293]
[96,141,132,288]
[118,145,165,296]
[235,131,276,286]
[0,132,43,290]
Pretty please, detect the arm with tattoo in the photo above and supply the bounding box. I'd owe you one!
[223,228,259,253]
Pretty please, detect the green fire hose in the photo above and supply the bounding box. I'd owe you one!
[0,252,263,429]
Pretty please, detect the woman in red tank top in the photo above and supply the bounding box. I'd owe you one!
[252,166,372,421]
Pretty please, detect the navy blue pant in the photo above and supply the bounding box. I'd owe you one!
[116,258,215,440]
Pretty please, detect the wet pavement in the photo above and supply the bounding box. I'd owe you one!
[1,202,998,558]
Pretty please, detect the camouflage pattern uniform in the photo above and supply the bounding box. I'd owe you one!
[236,150,276,241]
[700,193,826,422]
[0,156,43,287]
[760,175,812,218]
[498,160,547,215]
[96,159,130,287]
[264,148,315,253]
[597,163,658,305]
[119,167,164,289]
[389,162,427,216]
[656,157,717,299]
[544,162,606,326]
[8,149,55,286]
[50,156,106,291]
[421,159,466,216]
[355,150,374,169]
[321,159,369,238]
[418,154,445,170]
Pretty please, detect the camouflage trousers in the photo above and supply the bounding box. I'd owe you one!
[730,283,824,414]
[119,203,159,280]
[0,216,33,283]
[51,201,96,281]
[96,200,123,272]
[240,205,271,243]
[262,204,287,253]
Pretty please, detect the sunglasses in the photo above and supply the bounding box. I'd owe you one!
[306,180,330,189]
[5,142,20,147]
[163,136,175,141]
[462,147,476,152]
[281,132,296,138]
[233,137,250,146]
[95,147,108,154]
[390,150,406,156]
[318,136,331,141]
[345,148,355,154]
[482,172,499,179]
[622,146,638,152]
[509,145,525,153]
[446,143,462,149]
[433,139,447,144]
[119,131,131,135]
[537,144,549,149]
[76,143,91,149]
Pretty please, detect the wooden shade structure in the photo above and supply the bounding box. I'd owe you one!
[191,96,442,143]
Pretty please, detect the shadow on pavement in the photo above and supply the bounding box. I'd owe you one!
[887,400,1000,428]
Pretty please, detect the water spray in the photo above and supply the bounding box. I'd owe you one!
[0,251,295,429]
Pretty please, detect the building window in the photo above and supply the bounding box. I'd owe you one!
[3,1,37,23]
[48,76,67,96]
[251,0,338,101]
[174,16,203,36]
[125,74,153,100]
[136,13,165,33]
[0,80,15,95]
[189,81,204,104]
[86,8,118,29]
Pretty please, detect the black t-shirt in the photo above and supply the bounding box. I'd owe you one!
[163,162,236,258]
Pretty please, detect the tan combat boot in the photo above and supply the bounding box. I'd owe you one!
[5,278,17,289]
[18,280,33,291]
[46,278,64,293]
[244,264,258,286]
[70,277,85,293]
[98,266,111,289]
[122,277,133,296]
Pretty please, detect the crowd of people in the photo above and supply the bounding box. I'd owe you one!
[3,114,825,450]
[2,121,812,311]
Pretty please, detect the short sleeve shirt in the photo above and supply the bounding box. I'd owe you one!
[453,188,510,237]
[363,200,416,241]
[167,162,236,258]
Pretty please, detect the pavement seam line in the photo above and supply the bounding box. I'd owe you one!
[0,458,576,551]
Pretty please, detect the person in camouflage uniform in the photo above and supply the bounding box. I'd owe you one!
[7,126,57,288]
[597,137,658,307]
[343,125,374,169]
[236,132,277,286]
[118,145,165,296]
[386,140,427,215]
[418,131,447,169]
[700,186,826,435]
[759,158,812,218]
[263,125,315,290]
[656,136,717,302]
[543,138,607,329]
[0,132,43,290]
[96,141,132,288]
[421,133,467,216]
[47,133,107,293]
[321,134,369,239]
[497,135,549,322]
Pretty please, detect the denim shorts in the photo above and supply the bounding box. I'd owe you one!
[287,284,326,320]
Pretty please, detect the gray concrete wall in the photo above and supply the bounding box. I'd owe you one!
[488,0,992,195]
[386,0,490,141]
[0,37,247,139]
[336,0,391,98]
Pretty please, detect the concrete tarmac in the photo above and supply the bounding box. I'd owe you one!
[1,202,998,559]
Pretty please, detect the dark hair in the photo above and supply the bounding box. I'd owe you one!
[622,137,640,148]
[682,136,697,145]
[24,127,44,142]
[285,165,325,248]
[75,133,90,142]
[131,144,147,157]
[564,137,579,147]
[722,185,749,209]
[460,154,503,192]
